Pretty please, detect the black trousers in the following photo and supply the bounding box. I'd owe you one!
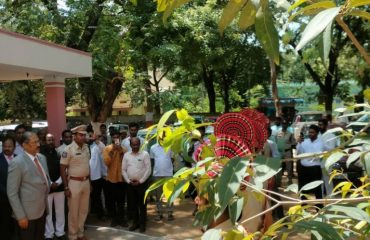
[127,182,148,227]
[297,162,323,207]
[106,181,126,223]
[0,201,16,240]
[17,212,46,240]
[91,178,107,218]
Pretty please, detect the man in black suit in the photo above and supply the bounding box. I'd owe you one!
[0,135,16,240]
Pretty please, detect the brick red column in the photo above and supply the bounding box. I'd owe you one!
[44,76,66,146]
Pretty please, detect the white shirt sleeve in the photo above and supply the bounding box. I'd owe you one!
[121,154,130,183]
[139,152,152,184]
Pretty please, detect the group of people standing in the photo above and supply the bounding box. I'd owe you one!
[268,117,338,203]
[0,121,176,240]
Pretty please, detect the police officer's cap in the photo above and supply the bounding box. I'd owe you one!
[71,125,87,135]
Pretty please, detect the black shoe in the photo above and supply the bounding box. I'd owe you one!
[168,214,174,221]
[56,236,67,240]
[139,226,146,233]
[110,220,119,227]
[45,238,53,240]
[119,221,128,227]
[129,224,139,231]
[155,214,163,221]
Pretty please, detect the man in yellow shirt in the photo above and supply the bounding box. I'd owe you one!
[103,131,128,227]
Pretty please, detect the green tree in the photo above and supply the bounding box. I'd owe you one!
[0,0,126,122]
[0,80,46,121]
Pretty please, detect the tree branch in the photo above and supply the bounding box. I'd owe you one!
[336,16,370,66]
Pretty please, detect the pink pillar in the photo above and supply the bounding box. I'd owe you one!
[44,76,66,146]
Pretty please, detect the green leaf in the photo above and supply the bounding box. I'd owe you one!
[168,179,189,204]
[299,180,323,193]
[157,109,176,133]
[144,177,171,201]
[216,157,249,212]
[209,134,217,146]
[200,145,215,160]
[219,0,248,34]
[201,228,222,240]
[346,151,362,168]
[318,20,332,65]
[224,229,244,240]
[173,167,194,178]
[325,151,346,171]
[253,155,281,184]
[363,152,370,176]
[238,1,257,30]
[327,205,370,223]
[347,9,370,20]
[294,220,343,240]
[176,108,189,121]
[296,7,340,51]
[284,183,299,193]
[349,0,370,8]
[228,196,244,225]
[311,230,323,240]
[288,0,309,12]
[194,206,219,228]
[255,7,280,65]
[157,0,168,12]
[181,137,195,163]
[289,1,336,22]
[195,157,215,168]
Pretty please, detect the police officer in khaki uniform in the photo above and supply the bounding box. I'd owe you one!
[60,125,90,240]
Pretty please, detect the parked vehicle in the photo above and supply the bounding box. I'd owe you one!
[346,113,370,134]
[108,123,129,133]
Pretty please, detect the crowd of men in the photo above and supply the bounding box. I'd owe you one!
[0,122,175,240]
[268,117,339,203]
[0,115,347,240]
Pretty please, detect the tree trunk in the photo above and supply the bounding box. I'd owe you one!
[81,75,124,123]
[270,58,281,117]
[221,73,230,113]
[152,68,162,116]
[202,65,216,113]
[65,0,121,123]
[324,89,334,114]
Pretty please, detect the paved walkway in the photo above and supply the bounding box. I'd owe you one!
[84,198,202,240]
[83,175,309,240]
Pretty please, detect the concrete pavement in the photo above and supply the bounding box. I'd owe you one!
[84,198,203,240]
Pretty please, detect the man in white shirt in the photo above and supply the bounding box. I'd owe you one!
[270,117,282,140]
[122,137,151,233]
[40,134,65,240]
[150,141,174,221]
[121,122,145,152]
[89,134,107,220]
[296,125,325,207]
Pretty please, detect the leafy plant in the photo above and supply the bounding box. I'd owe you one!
[144,90,370,239]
